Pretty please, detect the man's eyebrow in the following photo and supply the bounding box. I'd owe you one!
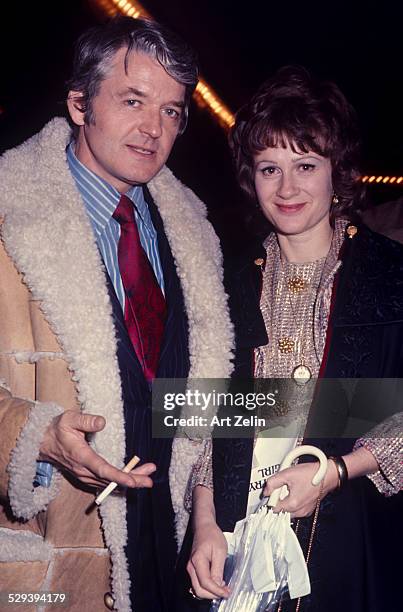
[118,87,185,109]
[118,87,147,98]
[165,99,185,109]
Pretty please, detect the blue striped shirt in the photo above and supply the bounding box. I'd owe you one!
[67,143,164,302]
[34,143,164,487]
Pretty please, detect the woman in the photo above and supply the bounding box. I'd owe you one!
[186,66,403,611]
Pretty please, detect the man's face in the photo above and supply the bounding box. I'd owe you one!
[68,48,186,192]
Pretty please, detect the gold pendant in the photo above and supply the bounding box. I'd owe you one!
[292,364,312,385]
[287,276,306,294]
[278,337,295,354]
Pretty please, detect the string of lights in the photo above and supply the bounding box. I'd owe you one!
[92,0,401,184]
[94,0,235,129]
[362,176,402,185]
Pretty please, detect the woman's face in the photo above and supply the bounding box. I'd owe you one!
[254,142,333,239]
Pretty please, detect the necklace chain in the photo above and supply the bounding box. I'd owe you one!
[277,477,325,612]
[277,254,327,383]
[257,223,348,381]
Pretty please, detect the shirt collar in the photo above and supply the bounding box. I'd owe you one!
[66,142,149,232]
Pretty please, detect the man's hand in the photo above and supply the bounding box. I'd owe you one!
[39,410,155,489]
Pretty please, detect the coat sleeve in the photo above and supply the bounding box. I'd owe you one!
[354,412,403,496]
[0,384,32,499]
[0,383,64,519]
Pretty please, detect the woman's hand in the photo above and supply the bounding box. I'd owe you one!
[187,519,230,600]
[263,447,380,517]
[187,484,230,600]
[262,460,339,517]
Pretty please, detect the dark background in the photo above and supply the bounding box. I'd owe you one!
[1,0,402,252]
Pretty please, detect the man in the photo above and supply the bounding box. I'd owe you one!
[0,17,233,612]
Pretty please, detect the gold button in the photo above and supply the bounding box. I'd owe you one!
[346,225,358,239]
[104,592,114,610]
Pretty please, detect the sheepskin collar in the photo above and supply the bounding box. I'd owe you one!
[0,118,233,611]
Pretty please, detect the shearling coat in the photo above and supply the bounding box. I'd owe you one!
[0,119,234,611]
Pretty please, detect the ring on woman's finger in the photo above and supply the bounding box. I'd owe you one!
[189,587,203,600]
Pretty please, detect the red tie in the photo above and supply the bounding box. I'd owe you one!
[113,194,166,382]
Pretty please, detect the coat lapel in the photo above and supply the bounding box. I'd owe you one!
[143,186,190,378]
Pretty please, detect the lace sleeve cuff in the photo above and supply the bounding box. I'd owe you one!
[184,438,213,512]
[354,413,403,496]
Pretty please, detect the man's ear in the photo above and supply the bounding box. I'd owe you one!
[67,91,86,126]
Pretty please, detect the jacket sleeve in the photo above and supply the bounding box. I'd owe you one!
[354,412,403,496]
[184,438,213,512]
[0,383,63,519]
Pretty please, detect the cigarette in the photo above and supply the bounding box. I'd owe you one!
[94,455,140,505]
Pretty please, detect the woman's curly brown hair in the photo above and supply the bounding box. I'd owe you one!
[229,65,365,223]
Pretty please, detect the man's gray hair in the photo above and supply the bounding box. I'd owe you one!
[67,16,199,134]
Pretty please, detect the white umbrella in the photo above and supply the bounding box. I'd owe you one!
[211,445,328,612]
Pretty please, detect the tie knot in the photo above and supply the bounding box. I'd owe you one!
[113,194,135,226]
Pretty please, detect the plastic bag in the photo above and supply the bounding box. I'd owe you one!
[210,505,291,611]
